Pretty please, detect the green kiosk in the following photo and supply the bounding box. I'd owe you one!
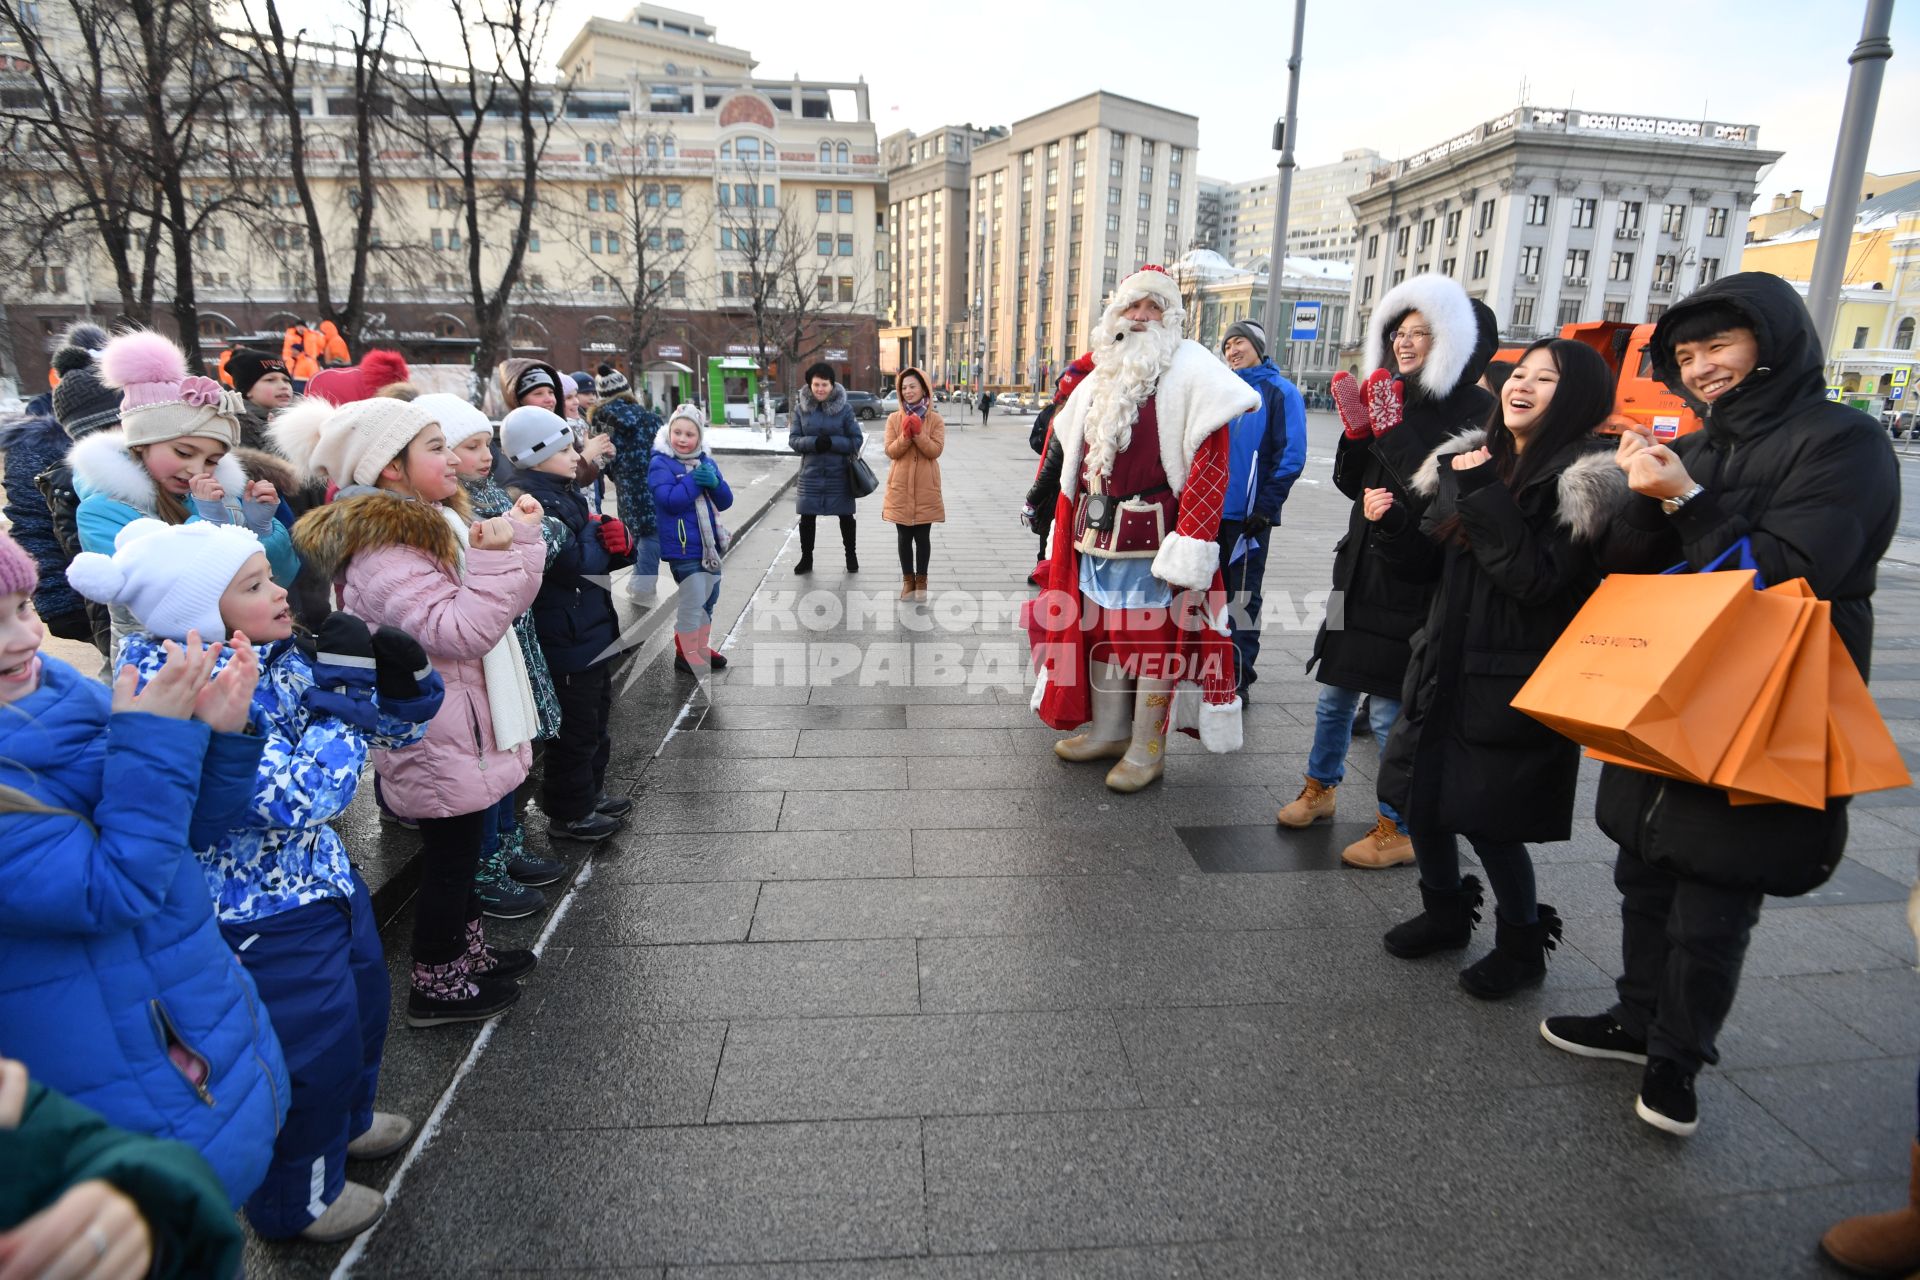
[706,355,761,426]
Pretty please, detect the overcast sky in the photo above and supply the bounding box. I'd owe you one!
[410,0,1918,207]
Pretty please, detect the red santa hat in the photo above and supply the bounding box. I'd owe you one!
[1103,264,1184,322]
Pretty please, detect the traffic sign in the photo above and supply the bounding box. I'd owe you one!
[1826,387,1842,401]
[1290,301,1321,342]
[1895,368,1911,387]
[1894,387,1906,402]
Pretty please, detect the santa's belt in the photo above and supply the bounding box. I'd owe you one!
[1073,485,1176,559]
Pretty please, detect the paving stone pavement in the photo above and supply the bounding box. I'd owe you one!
[243,411,1918,1278]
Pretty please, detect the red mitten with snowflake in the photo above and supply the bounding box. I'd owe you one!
[1332,371,1371,440]
[1364,368,1405,437]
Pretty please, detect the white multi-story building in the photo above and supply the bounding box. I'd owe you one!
[968,92,1199,392]
[1193,175,1228,253]
[882,124,1001,389]
[1217,149,1380,268]
[1345,106,1780,348]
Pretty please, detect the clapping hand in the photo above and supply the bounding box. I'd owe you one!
[581,434,615,466]
[469,517,514,551]
[244,479,279,507]
[1360,487,1396,523]
[194,633,258,734]
[109,634,216,720]
[1450,446,1492,471]
[1623,439,1695,500]
[187,473,226,505]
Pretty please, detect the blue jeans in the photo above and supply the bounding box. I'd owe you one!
[1307,683,1405,829]
[627,533,662,593]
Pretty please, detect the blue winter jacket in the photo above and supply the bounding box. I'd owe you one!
[592,397,662,536]
[0,654,289,1208]
[649,443,735,563]
[513,466,628,674]
[0,399,85,624]
[1224,361,1308,524]
[787,384,864,517]
[120,634,431,926]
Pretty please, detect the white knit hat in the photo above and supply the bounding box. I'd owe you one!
[65,519,264,642]
[269,396,436,489]
[414,393,494,449]
[501,405,575,468]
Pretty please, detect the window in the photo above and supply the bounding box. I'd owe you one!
[1526,194,1550,225]
[838,276,854,303]
[1105,239,1119,259]
[603,190,618,213]
[734,184,752,206]
[587,189,600,212]
[1391,268,1405,286]
[1444,210,1461,240]
[505,140,516,164]
[838,190,853,213]
[1853,326,1870,350]
[1617,201,1642,232]
[1169,171,1181,190]
[592,275,606,293]
[1512,296,1535,328]
[648,270,664,296]
[1647,303,1668,321]
[819,141,832,165]
[1699,256,1721,284]
[668,229,683,251]
[431,229,443,250]
[718,185,731,208]
[1137,218,1149,238]
[1558,298,1583,326]
[764,184,775,207]
[1896,317,1915,350]
[817,274,831,302]
[1367,233,1379,260]
[1662,203,1687,235]
[528,232,540,253]
[585,143,597,165]
[607,232,621,254]
[838,234,853,257]
[1108,186,1122,207]
[818,233,832,256]
[1395,226,1410,256]
[1478,198,1495,231]
[1418,218,1433,250]
[1603,300,1625,323]
[644,184,661,208]
[836,143,849,165]
[590,231,603,253]
[1106,212,1121,232]
[1110,156,1124,179]
[1520,245,1541,275]
[1440,257,1455,276]
[816,188,832,212]
[1706,207,1728,237]
[1564,249,1589,280]
[665,186,681,208]
[449,229,461,251]
[1609,251,1634,281]
[1572,198,1596,229]
[1140,164,1153,185]
[647,228,662,251]
[1361,277,1375,303]
[428,187,441,210]
[1654,253,1677,284]
[1472,249,1489,279]
[1137,192,1150,211]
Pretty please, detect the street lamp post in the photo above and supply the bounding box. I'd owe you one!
[1807,0,1896,355]
[1260,0,1308,346]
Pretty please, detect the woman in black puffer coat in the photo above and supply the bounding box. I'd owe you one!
[1367,338,1628,999]
[787,361,865,573]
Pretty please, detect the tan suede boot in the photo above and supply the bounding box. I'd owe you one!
[900,574,916,601]
[914,573,929,601]
[1276,776,1337,828]
[1341,814,1415,868]
[1822,1141,1920,1277]
[1105,680,1171,793]
[1056,664,1133,762]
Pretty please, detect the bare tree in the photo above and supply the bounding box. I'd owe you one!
[394,0,572,377]
[228,0,399,350]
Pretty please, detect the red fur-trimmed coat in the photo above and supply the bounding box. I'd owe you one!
[1028,340,1258,752]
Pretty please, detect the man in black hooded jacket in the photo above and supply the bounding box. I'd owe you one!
[1541,272,1899,1138]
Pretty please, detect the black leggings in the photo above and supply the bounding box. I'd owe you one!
[411,810,486,965]
[798,513,855,555]
[1410,827,1539,926]
[896,523,932,575]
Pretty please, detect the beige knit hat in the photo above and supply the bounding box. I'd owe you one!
[99,330,242,450]
[269,395,436,488]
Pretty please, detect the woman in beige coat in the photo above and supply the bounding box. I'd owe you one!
[882,366,945,600]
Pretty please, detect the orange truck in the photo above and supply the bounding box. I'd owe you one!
[1497,321,1701,441]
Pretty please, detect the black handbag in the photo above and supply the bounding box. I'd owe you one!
[846,453,879,498]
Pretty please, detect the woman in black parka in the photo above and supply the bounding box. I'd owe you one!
[1367,338,1628,999]
[787,361,865,574]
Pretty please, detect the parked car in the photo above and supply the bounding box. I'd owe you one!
[995,392,1035,414]
[843,390,881,420]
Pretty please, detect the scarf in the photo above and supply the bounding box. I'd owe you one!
[672,447,729,574]
[438,506,539,752]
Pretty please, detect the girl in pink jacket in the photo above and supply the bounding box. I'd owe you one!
[272,397,547,1027]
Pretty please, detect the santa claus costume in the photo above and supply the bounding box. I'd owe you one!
[1029,265,1259,791]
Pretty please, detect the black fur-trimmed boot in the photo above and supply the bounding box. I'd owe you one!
[1459,906,1564,1001]
[1382,875,1484,959]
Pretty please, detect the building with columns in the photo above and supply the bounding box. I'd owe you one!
[881,124,1002,389]
[1343,107,1780,349]
[967,92,1199,393]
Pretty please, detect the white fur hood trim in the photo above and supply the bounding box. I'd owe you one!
[1364,274,1479,400]
[1409,427,1629,543]
[1053,340,1258,500]
[68,430,247,514]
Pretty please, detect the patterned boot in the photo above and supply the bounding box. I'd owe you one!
[464,918,538,983]
[406,953,518,1028]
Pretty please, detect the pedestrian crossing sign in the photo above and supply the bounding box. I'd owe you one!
[1896,368,1911,388]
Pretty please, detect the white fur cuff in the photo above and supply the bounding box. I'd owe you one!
[1152,533,1220,592]
[1168,686,1243,753]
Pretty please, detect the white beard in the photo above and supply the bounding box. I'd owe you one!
[1080,316,1181,483]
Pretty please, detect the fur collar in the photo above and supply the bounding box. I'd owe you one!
[1363,275,1481,400]
[67,429,247,514]
[1052,340,1259,499]
[292,489,463,579]
[230,446,298,496]
[1409,427,1629,543]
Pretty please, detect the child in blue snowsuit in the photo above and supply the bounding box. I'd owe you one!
[68,517,445,1243]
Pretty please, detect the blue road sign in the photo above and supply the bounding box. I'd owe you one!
[1290,301,1321,342]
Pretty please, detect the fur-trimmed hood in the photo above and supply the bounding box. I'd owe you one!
[291,489,463,580]
[1364,275,1501,401]
[67,429,247,514]
[491,357,567,416]
[1410,427,1628,543]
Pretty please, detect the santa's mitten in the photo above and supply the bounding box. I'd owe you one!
[1332,371,1371,441]
[302,612,381,731]
[1364,368,1405,437]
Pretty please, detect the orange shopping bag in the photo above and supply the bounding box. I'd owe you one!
[1511,568,1805,780]
[1822,637,1911,799]
[1708,590,1829,807]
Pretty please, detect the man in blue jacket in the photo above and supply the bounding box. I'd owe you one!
[1217,320,1306,698]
